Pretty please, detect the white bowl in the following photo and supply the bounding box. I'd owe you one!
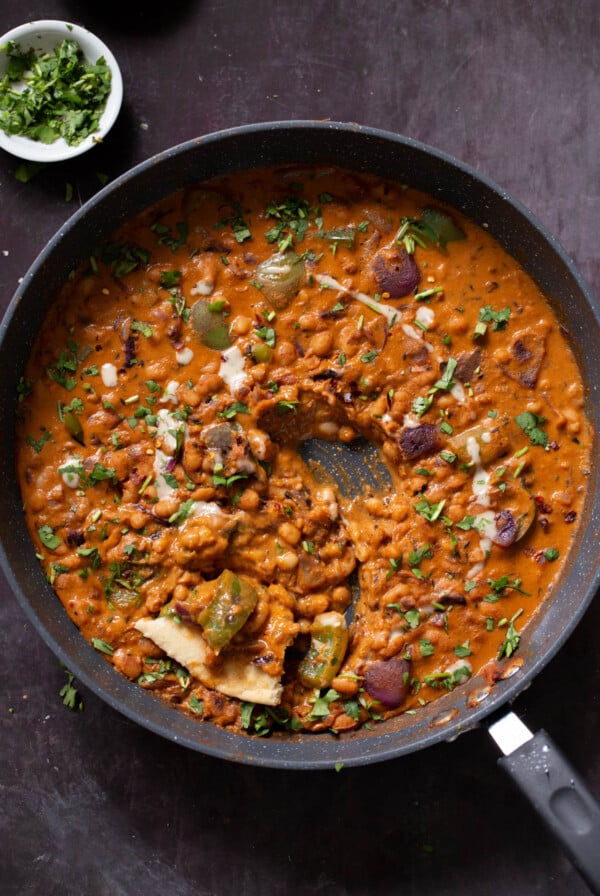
[0,19,123,163]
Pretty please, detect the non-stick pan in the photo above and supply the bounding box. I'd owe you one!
[1,121,599,891]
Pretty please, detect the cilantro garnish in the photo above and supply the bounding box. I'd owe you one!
[216,202,252,243]
[497,609,523,659]
[95,241,150,278]
[0,38,112,146]
[414,497,446,522]
[423,665,471,690]
[168,499,195,525]
[46,342,79,390]
[16,377,33,402]
[264,196,318,250]
[189,693,204,716]
[217,401,250,420]
[60,668,83,711]
[26,431,51,453]
[477,305,512,334]
[412,357,458,417]
[91,637,114,656]
[150,221,188,252]
[515,411,549,448]
[395,207,465,253]
[254,326,276,348]
[38,525,62,551]
[240,700,298,735]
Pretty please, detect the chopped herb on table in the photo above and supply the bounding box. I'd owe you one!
[60,668,83,710]
[0,38,112,146]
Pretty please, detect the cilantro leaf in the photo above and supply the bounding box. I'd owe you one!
[515,411,549,448]
[0,38,112,146]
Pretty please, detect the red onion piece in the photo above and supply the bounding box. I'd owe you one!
[364,657,411,708]
[399,423,441,460]
[493,509,518,547]
[373,250,420,297]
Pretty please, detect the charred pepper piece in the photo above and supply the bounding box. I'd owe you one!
[447,417,510,467]
[254,251,305,310]
[190,299,231,350]
[198,569,259,652]
[63,409,84,445]
[298,611,348,689]
[419,206,466,250]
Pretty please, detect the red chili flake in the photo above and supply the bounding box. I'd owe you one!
[564,510,577,524]
[535,496,553,514]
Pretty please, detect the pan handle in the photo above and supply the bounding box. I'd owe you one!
[489,712,600,895]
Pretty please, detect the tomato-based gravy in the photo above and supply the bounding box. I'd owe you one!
[16,165,592,736]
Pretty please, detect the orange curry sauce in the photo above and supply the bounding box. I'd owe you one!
[16,165,592,735]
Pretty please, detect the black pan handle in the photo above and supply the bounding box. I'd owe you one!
[493,723,600,894]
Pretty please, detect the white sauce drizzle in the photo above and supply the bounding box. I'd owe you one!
[466,435,498,556]
[219,345,249,396]
[175,346,194,366]
[58,456,82,489]
[402,413,421,429]
[100,362,118,388]
[444,659,473,681]
[188,501,229,523]
[466,436,490,507]
[472,510,497,556]
[415,305,435,328]
[467,560,485,580]
[154,409,186,499]
[401,322,434,353]
[160,380,179,404]
[315,273,399,325]
[450,381,466,403]
[190,279,214,296]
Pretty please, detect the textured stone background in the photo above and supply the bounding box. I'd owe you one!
[1,2,599,894]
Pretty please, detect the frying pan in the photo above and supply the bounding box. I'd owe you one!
[1,121,599,891]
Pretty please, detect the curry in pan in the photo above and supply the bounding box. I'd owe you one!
[16,165,591,735]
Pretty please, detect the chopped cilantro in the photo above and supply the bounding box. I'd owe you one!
[254,326,276,348]
[91,637,114,656]
[497,609,523,659]
[38,525,61,551]
[515,411,549,448]
[26,431,51,453]
[168,499,195,525]
[59,668,82,711]
[414,497,446,522]
[0,38,112,146]
[478,305,511,330]
[217,401,250,420]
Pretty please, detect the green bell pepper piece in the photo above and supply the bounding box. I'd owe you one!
[198,569,259,651]
[298,611,348,689]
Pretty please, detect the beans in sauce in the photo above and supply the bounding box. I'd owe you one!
[15,165,592,736]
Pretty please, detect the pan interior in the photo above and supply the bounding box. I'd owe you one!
[300,436,392,497]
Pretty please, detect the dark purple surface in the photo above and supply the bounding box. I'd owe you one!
[1,2,599,894]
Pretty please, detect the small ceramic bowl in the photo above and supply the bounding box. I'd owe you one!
[0,19,123,163]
